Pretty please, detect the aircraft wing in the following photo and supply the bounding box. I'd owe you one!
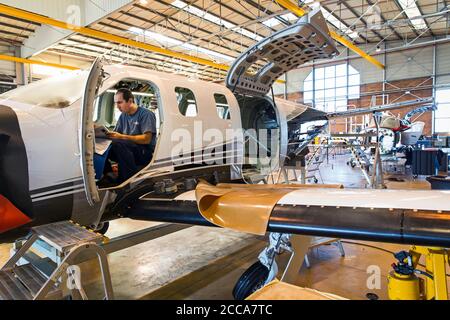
[125,181,450,247]
[326,98,433,119]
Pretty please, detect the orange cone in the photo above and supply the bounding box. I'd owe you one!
[0,194,32,234]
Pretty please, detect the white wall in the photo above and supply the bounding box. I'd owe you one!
[0,45,16,78]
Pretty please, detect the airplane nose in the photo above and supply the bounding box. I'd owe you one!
[0,104,34,231]
[0,194,31,234]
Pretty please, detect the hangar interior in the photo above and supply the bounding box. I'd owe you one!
[0,0,449,300]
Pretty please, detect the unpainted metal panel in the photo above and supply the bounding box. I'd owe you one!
[436,42,450,82]
[351,57,383,85]
[386,46,433,81]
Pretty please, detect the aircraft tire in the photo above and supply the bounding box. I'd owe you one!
[232,261,269,300]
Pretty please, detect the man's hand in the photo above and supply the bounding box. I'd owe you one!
[107,131,125,140]
[107,131,152,145]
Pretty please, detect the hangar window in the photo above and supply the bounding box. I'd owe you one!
[175,87,198,117]
[434,89,450,133]
[303,63,360,112]
[214,94,231,120]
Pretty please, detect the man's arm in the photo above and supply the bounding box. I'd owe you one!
[107,131,152,145]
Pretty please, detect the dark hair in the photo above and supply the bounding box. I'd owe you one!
[116,88,134,103]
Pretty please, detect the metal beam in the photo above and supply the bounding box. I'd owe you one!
[117,7,244,56]
[131,2,253,52]
[365,0,403,40]
[0,3,229,71]
[0,20,34,33]
[0,12,41,26]
[0,54,79,70]
[274,0,385,69]
[340,1,384,41]
[321,3,369,43]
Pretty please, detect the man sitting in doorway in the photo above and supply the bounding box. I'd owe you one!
[104,88,156,183]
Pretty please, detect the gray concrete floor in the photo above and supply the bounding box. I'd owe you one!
[0,153,448,300]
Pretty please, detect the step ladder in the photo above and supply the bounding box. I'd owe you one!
[305,142,327,184]
[0,221,114,300]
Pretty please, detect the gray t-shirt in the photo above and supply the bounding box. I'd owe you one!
[115,106,157,149]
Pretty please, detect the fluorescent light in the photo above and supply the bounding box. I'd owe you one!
[397,0,428,30]
[172,0,263,41]
[129,27,234,62]
[262,13,298,27]
[107,89,154,97]
[320,7,359,39]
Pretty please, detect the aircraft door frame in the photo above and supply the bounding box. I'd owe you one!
[80,58,104,206]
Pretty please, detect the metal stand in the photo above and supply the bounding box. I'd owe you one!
[371,113,387,189]
[0,221,113,300]
[257,233,345,287]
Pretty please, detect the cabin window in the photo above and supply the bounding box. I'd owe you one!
[214,94,231,120]
[175,87,198,117]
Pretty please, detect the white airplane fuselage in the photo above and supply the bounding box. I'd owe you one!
[0,64,310,237]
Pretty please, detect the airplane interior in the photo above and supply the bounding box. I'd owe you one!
[93,79,161,188]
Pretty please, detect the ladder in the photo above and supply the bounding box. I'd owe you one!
[305,140,328,184]
[0,221,113,300]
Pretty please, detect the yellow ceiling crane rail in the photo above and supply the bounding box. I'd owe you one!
[274,0,385,69]
[0,54,79,70]
[0,4,229,71]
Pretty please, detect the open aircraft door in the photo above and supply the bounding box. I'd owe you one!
[80,58,104,206]
[225,8,338,97]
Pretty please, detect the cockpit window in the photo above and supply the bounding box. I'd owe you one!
[0,70,89,108]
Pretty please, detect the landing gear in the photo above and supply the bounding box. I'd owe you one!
[233,233,291,300]
[232,261,269,300]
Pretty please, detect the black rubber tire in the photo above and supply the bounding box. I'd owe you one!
[95,221,110,235]
[232,261,270,300]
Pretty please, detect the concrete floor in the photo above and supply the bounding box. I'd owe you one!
[0,153,448,300]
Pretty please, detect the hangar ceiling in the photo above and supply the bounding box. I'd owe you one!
[0,0,449,81]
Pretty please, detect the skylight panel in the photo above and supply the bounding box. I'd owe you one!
[129,27,234,62]
[172,0,263,41]
[320,7,359,39]
[397,0,428,30]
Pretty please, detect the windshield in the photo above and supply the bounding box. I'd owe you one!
[0,69,89,108]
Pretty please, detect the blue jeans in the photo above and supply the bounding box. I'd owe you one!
[107,140,153,183]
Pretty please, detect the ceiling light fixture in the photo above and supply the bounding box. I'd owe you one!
[129,27,234,62]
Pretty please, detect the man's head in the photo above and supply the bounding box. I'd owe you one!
[114,88,135,114]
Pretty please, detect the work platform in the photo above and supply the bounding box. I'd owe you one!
[0,220,193,300]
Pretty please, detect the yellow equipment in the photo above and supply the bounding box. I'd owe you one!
[388,246,449,300]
